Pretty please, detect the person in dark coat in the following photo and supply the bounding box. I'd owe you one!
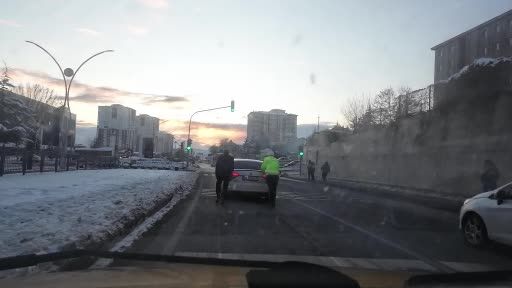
[481,159,500,192]
[321,161,330,182]
[307,160,315,182]
[215,149,234,204]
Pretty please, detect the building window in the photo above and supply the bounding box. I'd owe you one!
[509,38,512,47]
[509,20,512,31]
[451,46,455,54]
[496,42,500,51]
[440,49,443,57]
[112,107,117,119]
[439,64,442,72]
[140,117,145,126]
[483,28,488,39]
[497,24,501,33]
[484,47,488,55]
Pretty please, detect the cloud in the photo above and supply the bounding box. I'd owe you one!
[127,25,149,36]
[76,28,101,37]
[0,19,22,27]
[10,68,188,105]
[76,120,96,127]
[143,95,188,104]
[136,0,169,9]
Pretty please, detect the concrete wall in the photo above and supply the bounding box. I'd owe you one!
[306,64,512,197]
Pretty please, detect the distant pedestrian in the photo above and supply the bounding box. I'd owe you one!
[321,161,330,182]
[215,149,234,204]
[481,159,500,192]
[261,150,280,207]
[307,160,316,182]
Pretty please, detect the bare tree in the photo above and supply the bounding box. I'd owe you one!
[396,86,419,118]
[342,96,366,133]
[373,88,396,125]
[12,83,62,149]
[13,83,62,108]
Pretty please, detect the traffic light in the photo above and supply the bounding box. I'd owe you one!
[299,151,304,158]
[230,100,235,112]
[186,139,192,151]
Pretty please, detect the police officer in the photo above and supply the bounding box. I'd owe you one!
[261,150,280,207]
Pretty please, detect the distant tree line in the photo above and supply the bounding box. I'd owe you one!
[342,85,433,133]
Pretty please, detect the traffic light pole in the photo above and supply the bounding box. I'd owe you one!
[186,103,233,167]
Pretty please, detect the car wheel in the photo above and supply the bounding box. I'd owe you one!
[463,213,488,247]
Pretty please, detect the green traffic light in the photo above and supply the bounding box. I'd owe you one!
[299,152,304,156]
[230,100,235,112]
[186,146,192,151]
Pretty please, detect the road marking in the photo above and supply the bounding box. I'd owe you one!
[160,177,204,255]
[293,200,456,273]
[281,177,306,183]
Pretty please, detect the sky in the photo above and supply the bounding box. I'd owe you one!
[1,0,511,147]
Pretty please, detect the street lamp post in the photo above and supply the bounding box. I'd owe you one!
[26,41,113,168]
[186,101,234,167]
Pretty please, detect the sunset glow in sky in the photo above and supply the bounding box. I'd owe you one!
[1,0,511,147]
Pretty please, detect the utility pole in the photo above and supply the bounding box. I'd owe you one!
[317,115,320,133]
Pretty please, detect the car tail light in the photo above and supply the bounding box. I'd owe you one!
[231,171,240,178]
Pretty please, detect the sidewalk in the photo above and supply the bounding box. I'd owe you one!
[282,171,464,212]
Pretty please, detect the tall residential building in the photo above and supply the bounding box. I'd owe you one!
[96,104,137,151]
[431,9,512,83]
[156,131,174,154]
[247,109,297,147]
[136,114,159,157]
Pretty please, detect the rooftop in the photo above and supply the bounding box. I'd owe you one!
[431,9,512,50]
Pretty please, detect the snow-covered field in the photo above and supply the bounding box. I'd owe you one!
[0,169,197,258]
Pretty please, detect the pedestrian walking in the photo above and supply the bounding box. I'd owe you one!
[321,161,330,182]
[261,150,280,207]
[307,160,316,182]
[481,159,500,192]
[215,149,234,204]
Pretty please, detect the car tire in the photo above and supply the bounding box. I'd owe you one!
[462,213,488,248]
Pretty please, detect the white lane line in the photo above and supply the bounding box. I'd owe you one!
[160,179,204,255]
[281,177,307,183]
[293,200,455,273]
[174,252,442,272]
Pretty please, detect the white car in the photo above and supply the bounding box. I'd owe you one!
[459,182,512,247]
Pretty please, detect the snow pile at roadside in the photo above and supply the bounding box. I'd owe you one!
[0,169,197,258]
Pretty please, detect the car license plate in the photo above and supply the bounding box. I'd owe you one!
[247,175,259,181]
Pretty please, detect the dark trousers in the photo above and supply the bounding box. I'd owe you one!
[322,172,328,182]
[308,169,315,181]
[266,175,279,202]
[216,176,230,200]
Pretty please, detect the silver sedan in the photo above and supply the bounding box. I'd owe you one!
[228,159,268,195]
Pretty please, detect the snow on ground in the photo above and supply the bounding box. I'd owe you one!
[0,169,197,258]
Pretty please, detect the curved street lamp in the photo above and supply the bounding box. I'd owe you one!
[25,41,114,110]
[25,41,113,168]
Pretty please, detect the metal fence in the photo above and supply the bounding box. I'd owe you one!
[0,146,118,176]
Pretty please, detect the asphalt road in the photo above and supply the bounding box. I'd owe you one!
[119,169,512,273]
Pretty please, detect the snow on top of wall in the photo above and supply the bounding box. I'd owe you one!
[440,57,512,83]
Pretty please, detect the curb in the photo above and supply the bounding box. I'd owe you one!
[283,176,463,213]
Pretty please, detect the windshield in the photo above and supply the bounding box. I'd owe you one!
[2,0,512,284]
[235,160,262,170]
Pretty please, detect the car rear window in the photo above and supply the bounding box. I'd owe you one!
[235,160,262,170]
